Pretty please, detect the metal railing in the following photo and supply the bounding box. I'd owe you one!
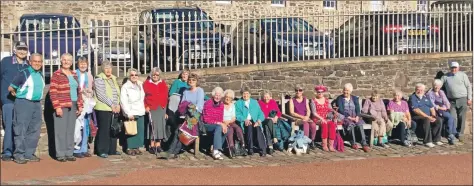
[0,3,472,78]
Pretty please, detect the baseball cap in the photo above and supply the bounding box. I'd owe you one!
[449,61,459,68]
[15,41,28,50]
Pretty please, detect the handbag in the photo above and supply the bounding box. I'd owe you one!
[178,121,198,146]
[334,131,345,152]
[124,119,138,135]
[110,113,122,136]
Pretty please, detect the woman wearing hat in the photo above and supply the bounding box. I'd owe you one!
[310,85,336,152]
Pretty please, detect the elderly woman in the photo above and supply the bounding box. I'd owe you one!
[202,87,228,160]
[387,90,416,147]
[289,84,317,150]
[50,53,84,162]
[223,89,246,157]
[167,68,190,131]
[332,83,370,152]
[165,73,205,159]
[409,83,442,148]
[362,90,393,148]
[120,68,146,156]
[235,86,266,157]
[258,90,282,154]
[143,67,169,153]
[310,85,336,152]
[426,79,456,145]
[73,57,94,158]
[93,60,121,158]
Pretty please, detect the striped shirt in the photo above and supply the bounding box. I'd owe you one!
[94,78,119,107]
[49,69,83,109]
[10,66,44,101]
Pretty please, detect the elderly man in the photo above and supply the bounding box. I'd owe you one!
[0,41,30,161]
[441,61,472,142]
[9,53,45,164]
[409,83,442,148]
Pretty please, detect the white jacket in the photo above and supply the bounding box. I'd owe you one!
[120,80,146,117]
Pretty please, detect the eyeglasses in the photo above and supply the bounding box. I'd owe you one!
[225,96,233,100]
[189,79,197,82]
[130,74,139,77]
[316,91,324,94]
[295,89,303,92]
[152,74,160,77]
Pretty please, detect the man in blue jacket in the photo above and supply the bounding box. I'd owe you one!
[0,41,30,161]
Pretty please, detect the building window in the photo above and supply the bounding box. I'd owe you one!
[271,0,285,7]
[323,0,337,9]
[371,0,385,11]
[216,0,232,4]
[417,0,429,11]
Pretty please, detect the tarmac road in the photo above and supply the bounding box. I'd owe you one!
[71,153,472,185]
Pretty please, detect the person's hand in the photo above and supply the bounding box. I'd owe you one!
[253,121,260,127]
[165,114,168,120]
[221,123,228,134]
[76,107,83,116]
[354,116,360,123]
[438,106,447,111]
[303,116,310,122]
[116,106,121,113]
[145,107,150,113]
[244,120,252,126]
[55,108,63,117]
[429,116,436,123]
[128,114,134,120]
[271,116,278,123]
[320,118,327,124]
[468,99,472,106]
[8,86,16,97]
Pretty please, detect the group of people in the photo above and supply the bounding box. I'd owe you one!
[0,41,472,164]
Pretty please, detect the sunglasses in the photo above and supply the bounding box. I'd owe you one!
[295,89,303,92]
[189,79,197,82]
[152,74,160,77]
[316,91,324,94]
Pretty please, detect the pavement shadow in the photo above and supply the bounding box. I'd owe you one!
[43,92,56,159]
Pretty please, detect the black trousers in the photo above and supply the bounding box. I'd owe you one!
[94,110,118,155]
[413,116,442,144]
[245,122,266,154]
[262,119,275,147]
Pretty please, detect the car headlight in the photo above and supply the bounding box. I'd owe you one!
[159,37,178,46]
[275,38,296,47]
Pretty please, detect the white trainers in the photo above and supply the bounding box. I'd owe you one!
[435,141,444,146]
[425,142,435,148]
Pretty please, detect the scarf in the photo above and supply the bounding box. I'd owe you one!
[75,69,89,90]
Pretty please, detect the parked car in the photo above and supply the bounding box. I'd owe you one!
[3,13,95,79]
[430,0,472,52]
[99,41,132,69]
[332,12,440,57]
[232,17,335,63]
[131,7,233,73]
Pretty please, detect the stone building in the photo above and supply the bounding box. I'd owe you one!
[1,0,433,32]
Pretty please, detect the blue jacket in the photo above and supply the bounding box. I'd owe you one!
[332,95,361,117]
[0,56,29,104]
[235,98,265,131]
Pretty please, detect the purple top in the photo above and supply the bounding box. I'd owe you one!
[425,89,451,111]
[362,99,388,120]
[387,100,409,113]
[292,97,308,116]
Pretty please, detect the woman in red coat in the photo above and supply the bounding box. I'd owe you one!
[143,67,169,153]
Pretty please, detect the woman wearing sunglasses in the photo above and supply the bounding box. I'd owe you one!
[289,84,317,151]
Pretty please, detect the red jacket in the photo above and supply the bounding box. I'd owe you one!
[50,69,84,110]
[143,78,168,110]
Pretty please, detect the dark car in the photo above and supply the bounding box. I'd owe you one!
[232,17,335,63]
[4,13,95,78]
[430,0,472,52]
[333,12,440,57]
[131,7,233,73]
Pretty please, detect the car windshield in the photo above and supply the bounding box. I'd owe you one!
[261,18,315,32]
[20,17,82,36]
[146,10,214,31]
[380,14,431,24]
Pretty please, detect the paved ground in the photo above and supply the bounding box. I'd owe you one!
[1,136,472,185]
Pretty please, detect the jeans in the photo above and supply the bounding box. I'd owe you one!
[393,121,417,142]
[204,124,227,151]
[2,103,14,156]
[439,110,457,138]
[74,115,90,154]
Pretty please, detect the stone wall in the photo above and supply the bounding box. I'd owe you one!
[139,52,472,101]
